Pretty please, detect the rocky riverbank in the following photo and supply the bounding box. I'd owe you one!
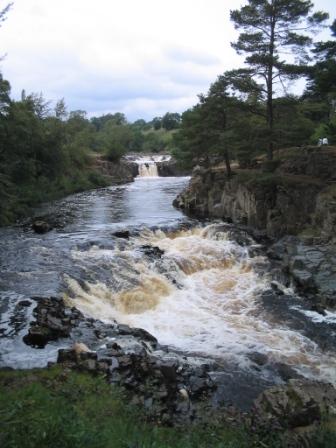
[174,146,336,309]
[18,296,336,446]
[93,155,139,184]
[174,147,336,240]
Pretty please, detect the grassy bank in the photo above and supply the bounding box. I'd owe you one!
[0,367,256,448]
[1,367,335,447]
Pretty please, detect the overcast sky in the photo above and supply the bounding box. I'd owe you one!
[0,0,335,121]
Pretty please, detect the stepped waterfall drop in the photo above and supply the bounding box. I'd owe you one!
[138,162,159,177]
[134,155,171,177]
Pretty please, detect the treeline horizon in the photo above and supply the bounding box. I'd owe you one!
[1,0,336,225]
[0,78,183,225]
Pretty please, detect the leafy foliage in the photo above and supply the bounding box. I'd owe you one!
[230,0,328,159]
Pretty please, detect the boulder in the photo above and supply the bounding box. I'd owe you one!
[140,245,164,259]
[32,220,52,234]
[113,230,130,239]
[23,297,82,348]
[254,380,336,430]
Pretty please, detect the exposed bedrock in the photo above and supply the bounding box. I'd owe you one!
[21,296,336,444]
[95,156,139,183]
[174,147,336,239]
[174,147,336,304]
[156,158,190,177]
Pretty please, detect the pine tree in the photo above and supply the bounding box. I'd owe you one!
[231,0,328,159]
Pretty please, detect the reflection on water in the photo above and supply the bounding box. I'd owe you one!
[0,177,190,367]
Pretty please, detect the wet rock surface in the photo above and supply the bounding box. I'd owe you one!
[23,297,82,348]
[268,237,336,305]
[32,220,52,234]
[20,296,336,439]
[22,296,218,424]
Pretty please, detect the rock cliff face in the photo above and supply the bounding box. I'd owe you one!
[94,155,138,184]
[157,159,190,177]
[174,147,336,303]
[174,147,336,241]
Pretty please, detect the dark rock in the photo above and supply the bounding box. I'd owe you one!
[160,362,177,382]
[18,300,32,307]
[248,352,268,366]
[113,230,130,239]
[310,303,326,315]
[23,297,81,348]
[270,282,284,295]
[140,245,164,259]
[272,363,302,381]
[189,376,210,396]
[174,148,336,240]
[253,380,336,431]
[117,324,157,346]
[157,158,190,177]
[94,156,137,184]
[324,296,336,308]
[32,220,52,234]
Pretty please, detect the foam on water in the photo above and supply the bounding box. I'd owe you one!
[65,225,336,383]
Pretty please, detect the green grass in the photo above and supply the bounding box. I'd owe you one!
[1,367,335,447]
[235,169,323,189]
[0,367,253,448]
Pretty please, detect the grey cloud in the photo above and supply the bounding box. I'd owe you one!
[165,46,220,66]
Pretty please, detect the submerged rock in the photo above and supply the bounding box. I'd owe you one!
[113,230,130,239]
[140,245,164,259]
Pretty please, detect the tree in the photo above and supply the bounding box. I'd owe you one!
[0,2,12,60]
[55,98,67,120]
[152,116,162,130]
[313,19,336,59]
[161,112,181,130]
[0,72,10,116]
[231,0,328,159]
[174,75,256,174]
[306,19,336,109]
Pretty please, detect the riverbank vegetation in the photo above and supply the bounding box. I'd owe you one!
[0,366,334,448]
[172,5,336,171]
[0,78,179,225]
[0,367,335,448]
[0,367,253,448]
[1,2,335,225]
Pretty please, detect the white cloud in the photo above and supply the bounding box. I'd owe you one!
[0,0,335,120]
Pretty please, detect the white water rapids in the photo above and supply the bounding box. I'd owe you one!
[1,174,335,384]
[65,224,336,384]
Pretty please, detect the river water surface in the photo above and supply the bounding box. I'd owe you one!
[1,175,336,387]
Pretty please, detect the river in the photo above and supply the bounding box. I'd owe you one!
[1,173,336,391]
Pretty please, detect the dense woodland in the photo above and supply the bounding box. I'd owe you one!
[0,0,336,225]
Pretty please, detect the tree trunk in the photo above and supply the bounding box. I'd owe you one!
[267,5,276,161]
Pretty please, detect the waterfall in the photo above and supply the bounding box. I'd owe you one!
[131,155,172,178]
[138,162,159,177]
